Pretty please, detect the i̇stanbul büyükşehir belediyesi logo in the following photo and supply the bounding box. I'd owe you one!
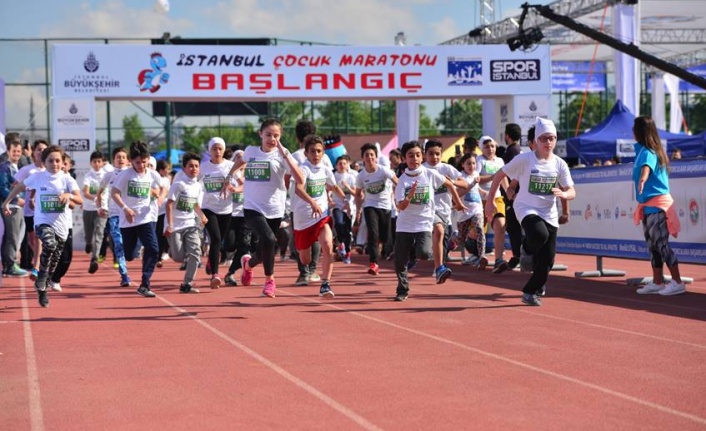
[138,52,170,93]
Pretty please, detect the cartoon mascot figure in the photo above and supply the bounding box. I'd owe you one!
[138,52,170,93]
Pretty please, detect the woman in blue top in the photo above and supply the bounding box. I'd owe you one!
[632,116,685,296]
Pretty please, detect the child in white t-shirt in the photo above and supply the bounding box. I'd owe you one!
[165,152,208,294]
[155,159,172,267]
[393,141,458,302]
[354,143,398,276]
[292,135,345,298]
[332,154,357,265]
[422,140,466,284]
[223,150,251,286]
[97,147,131,286]
[477,136,510,274]
[111,142,166,298]
[223,118,305,298]
[83,151,106,273]
[455,153,488,267]
[2,145,82,307]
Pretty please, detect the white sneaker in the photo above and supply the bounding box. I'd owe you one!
[309,273,321,282]
[160,253,170,262]
[636,282,663,294]
[49,282,62,292]
[659,280,686,296]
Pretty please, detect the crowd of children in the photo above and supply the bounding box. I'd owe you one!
[1,116,585,308]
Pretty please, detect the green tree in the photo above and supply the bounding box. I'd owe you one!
[122,114,145,144]
[418,105,440,136]
[435,99,482,137]
[180,125,201,154]
[317,101,373,135]
[558,93,610,138]
[688,94,706,134]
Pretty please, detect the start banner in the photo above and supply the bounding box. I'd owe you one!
[557,159,706,264]
[51,44,551,101]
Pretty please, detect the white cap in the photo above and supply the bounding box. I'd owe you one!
[535,117,557,138]
[208,137,226,152]
[479,135,494,144]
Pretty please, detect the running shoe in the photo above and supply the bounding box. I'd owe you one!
[521,293,542,306]
[224,274,238,287]
[508,256,520,270]
[6,264,28,277]
[435,265,452,284]
[394,292,409,302]
[210,275,222,289]
[120,275,132,287]
[49,281,62,292]
[137,285,156,298]
[478,256,489,271]
[337,243,346,259]
[88,259,99,274]
[262,279,276,298]
[295,274,310,286]
[179,283,200,294]
[38,289,49,307]
[492,259,509,274]
[368,263,380,275]
[319,281,335,298]
[240,254,253,286]
[29,268,38,281]
[636,282,663,294]
[97,255,106,264]
[406,259,418,271]
[343,253,352,265]
[309,273,321,282]
[659,280,686,296]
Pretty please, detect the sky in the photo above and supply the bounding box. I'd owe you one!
[3,0,529,46]
[0,0,536,137]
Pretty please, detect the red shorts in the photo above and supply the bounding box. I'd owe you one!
[294,216,332,251]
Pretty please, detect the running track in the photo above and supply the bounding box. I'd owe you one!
[1,252,705,430]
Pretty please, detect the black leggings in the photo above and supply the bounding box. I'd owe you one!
[244,209,281,277]
[521,215,557,295]
[51,229,73,284]
[363,207,391,263]
[203,209,232,276]
[225,216,255,274]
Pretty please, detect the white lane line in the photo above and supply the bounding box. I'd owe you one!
[20,283,45,431]
[157,295,384,431]
[280,290,706,427]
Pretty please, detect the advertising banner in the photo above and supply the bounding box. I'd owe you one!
[52,44,551,101]
[51,96,96,251]
[551,61,607,93]
[557,160,706,264]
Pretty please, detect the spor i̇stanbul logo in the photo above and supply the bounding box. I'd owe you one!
[138,52,170,93]
[83,52,99,73]
[689,199,699,225]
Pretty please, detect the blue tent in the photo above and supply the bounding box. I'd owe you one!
[152,149,186,167]
[566,100,706,163]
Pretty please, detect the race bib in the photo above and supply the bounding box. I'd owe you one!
[365,179,386,195]
[203,176,225,193]
[40,195,66,213]
[245,161,271,181]
[528,175,557,195]
[127,180,150,199]
[435,184,448,194]
[88,183,98,195]
[306,178,326,198]
[176,193,197,212]
[407,185,430,205]
[232,192,244,204]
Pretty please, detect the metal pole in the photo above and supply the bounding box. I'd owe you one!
[107,102,112,156]
[44,40,51,143]
[166,102,172,159]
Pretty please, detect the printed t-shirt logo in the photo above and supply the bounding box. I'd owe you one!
[435,184,448,194]
[406,184,430,204]
[482,163,500,175]
[203,175,225,193]
[40,195,66,213]
[306,178,326,197]
[528,175,557,195]
[365,179,386,195]
[245,161,271,181]
[88,182,99,195]
[176,192,197,212]
[127,180,150,198]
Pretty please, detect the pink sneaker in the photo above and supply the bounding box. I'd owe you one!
[210,275,221,289]
[262,279,276,298]
[240,254,253,286]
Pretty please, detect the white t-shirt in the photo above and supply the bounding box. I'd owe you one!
[395,167,446,233]
[230,170,245,217]
[457,171,483,222]
[199,159,234,215]
[423,162,461,224]
[101,168,128,218]
[14,164,45,216]
[292,148,334,170]
[111,168,162,228]
[477,155,505,200]
[242,145,292,219]
[291,160,336,231]
[24,171,78,241]
[157,175,171,216]
[167,176,204,232]
[333,170,357,214]
[82,168,105,212]
[355,166,396,210]
[502,151,574,228]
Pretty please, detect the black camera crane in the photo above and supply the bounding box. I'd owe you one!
[514,2,706,90]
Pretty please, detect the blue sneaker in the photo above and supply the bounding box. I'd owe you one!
[5,264,28,277]
[29,268,39,281]
[406,259,419,271]
[120,275,132,287]
[435,265,452,284]
[319,281,335,298]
